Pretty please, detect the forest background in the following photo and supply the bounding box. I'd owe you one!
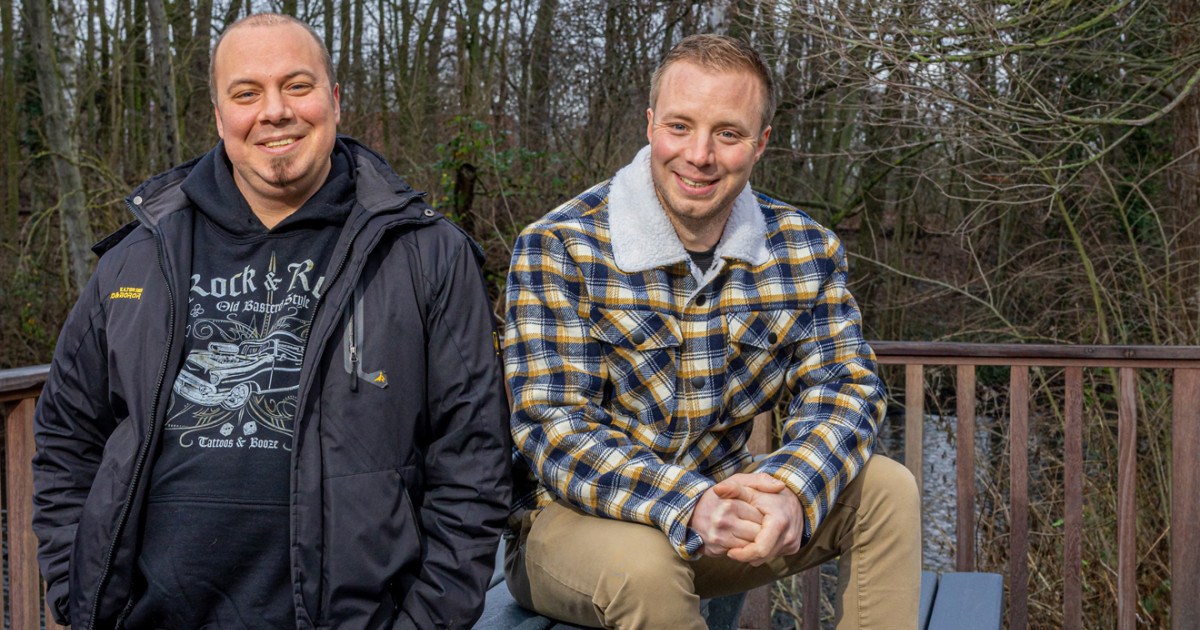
[2,0,1199,626]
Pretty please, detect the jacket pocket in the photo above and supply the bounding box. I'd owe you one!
[319,467,424,628]
[723,309,812,418]
[587,307,681,428]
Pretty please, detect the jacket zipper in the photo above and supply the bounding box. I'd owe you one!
[348,299,358,393]
[87,200,178,630]
[288,193,426,625]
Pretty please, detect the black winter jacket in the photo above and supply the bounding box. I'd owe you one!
[31,138,512,630]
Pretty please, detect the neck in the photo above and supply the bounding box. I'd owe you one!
[249,204,298,230]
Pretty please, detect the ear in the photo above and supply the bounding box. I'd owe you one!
[754,125,771,162]
[646,108,654,143]
[214,104,225,139]
[332,83,342,125]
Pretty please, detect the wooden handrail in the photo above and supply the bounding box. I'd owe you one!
[0,364,49,402]
[868,343,1200,630]
[874,341,1200,367]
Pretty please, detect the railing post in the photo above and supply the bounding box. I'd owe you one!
[1009,366,1029,630]
[904,364,924,498]
[5,397,43,630]
[1064,367,1084,630]
[1117,368,1137,630]
[1172,369,1200,630]
[956,365,976,572]
[740,410,775,630]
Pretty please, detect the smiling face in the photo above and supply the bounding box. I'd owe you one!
[212,21,340,221]
[646,61,770,250]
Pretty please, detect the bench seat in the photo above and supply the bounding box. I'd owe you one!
[474,543,1004,630]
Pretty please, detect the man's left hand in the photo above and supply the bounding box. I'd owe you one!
[725,475,806,566]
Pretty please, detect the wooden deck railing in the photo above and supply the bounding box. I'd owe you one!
[3,342,1199,629]
[0,364,62,630]
[872,342,1200,630]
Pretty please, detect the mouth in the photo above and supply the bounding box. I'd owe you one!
[262,137,297,149]
[675,172,717,193]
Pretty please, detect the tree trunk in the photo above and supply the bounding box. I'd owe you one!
[184,0,213,155]
[28,0,92,290]
[377,0,389,150]
[323,0,334,65]
[1,0,17,241]
[221,0,243,32]
[524,0,557,153]
[1170,0,1200,340]
[421,0,450,133]
[350,0,363,98]
[336,0,350,90]
[148,0,182,167]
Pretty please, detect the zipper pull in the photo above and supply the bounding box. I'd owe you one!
[348,306,359,393]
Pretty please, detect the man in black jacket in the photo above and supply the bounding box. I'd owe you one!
[31,13,511,630]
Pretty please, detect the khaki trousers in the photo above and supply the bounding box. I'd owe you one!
[505,455,921,629]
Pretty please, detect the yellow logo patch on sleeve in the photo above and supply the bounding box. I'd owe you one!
[109,287,143,300]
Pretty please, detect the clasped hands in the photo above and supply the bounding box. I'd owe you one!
[688,473,804,565]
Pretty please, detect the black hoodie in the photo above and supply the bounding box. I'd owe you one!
[125,140,355,630]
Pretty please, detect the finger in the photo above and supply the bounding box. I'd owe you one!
[712,479,744,499]
[729,498,765,524]
[727,517,762,542]
[752,515,784,559]
[738,473,787,493]
[713,479,757,503]
[706,508,761,546]
[725,544,768,565]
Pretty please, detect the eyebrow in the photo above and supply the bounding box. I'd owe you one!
[225,69,319,90]
[656,111,752,132]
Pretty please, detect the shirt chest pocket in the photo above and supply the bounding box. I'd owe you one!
[724,308,812,416]
[587,307,682,425]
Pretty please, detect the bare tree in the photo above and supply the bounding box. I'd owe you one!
[28,0,91,290]
[148,0,182,167]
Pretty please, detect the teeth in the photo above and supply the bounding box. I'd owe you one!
[265,138,295,148]
[680,175,709,188]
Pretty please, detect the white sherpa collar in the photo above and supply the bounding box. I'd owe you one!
[608,145,771,274]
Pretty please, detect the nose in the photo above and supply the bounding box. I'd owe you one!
[258,88,293,124]
[684,133,714,167]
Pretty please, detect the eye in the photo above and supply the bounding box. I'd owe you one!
[287,82,315,94]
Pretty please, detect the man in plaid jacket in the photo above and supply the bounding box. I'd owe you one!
[503,34,920,629]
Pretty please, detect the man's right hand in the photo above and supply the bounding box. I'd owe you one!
[689,473,785,557]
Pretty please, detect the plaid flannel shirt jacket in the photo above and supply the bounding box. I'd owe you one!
[504,146,885,560]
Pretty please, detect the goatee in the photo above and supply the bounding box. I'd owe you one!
[269,155,294,187]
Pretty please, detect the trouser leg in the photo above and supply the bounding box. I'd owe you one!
[692,455,922,630]
[505,500,708,629]
[505,455,920,630]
